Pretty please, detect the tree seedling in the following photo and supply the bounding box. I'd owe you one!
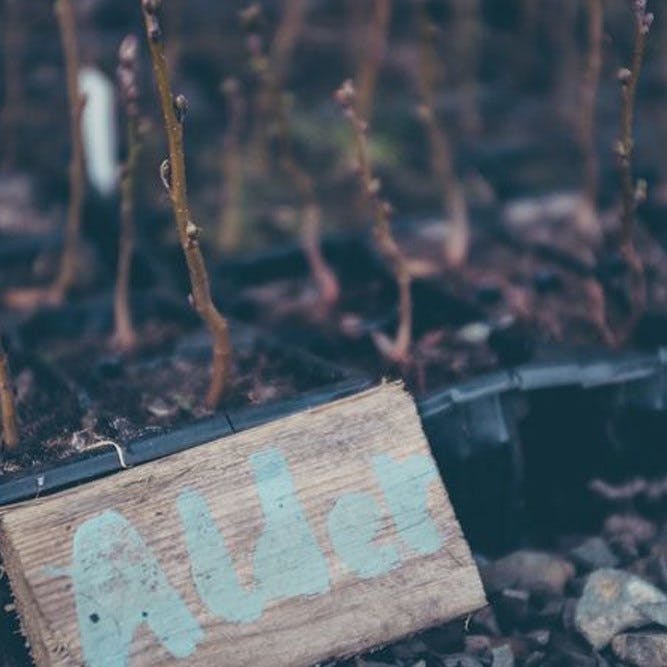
[242,3,340,307]
[336,80,412,364]
[217,78,246,254]
[0,336,18,452]
[112,35,143,353]
[244,0,307,176]
[4,0,86,310]
[610,0,653,340]
[141,0,232,408]
[1,0,25,169]
[354,0,392,123]
[413,0,470,269]
[576,0,604,239]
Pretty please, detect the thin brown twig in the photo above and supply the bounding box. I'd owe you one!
[112,35,142,353]
[413,0,469,268]
[336,80,411,363]
[0,337,18,452]
[141,0,232,408]
[355,0,392,121]
[576,0,604,238]
[217,78,246,253]
[3,0,86,310]
[1,0,24,169]
[612,0,653,341]
[244,1,307,176]
[52,0,86,300]
[274,92,340,307]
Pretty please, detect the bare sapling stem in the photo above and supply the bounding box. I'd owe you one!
[141,0,232,408]
[52,0,86,302]
[0,336,18,452]
[336,80,412,364]
[112,35,142,353]
[355,0,392,122]
[613,0,653,339]
[217,78,246,253]
[413,0,470,269]
[275,93,340,307]
[1,0,24,169]
[4,0,86,310]
[447,0,482,136]
[576,0,603,238]
[244,1,307,175]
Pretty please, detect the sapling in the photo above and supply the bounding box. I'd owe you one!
[576,0,604,238]
[0,336,18,452]
[244,0,307,175]
[112,35,143,352]
[336,80,412,363]
[217,78,246,253]
[613,0,653,337]
[274,91,340,307]
[413,0,470,268]
[1,0,24,168]
[355,0,392,122]
[446,0,482,136]
[4,0,85,309]
[141,0,232,408]
[241,4,340,306]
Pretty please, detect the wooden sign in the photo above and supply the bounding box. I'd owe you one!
[0,383,485,667]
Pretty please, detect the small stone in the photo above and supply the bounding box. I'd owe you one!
[491,644,514,667]
[145,397,178,419]
[570,537,619,571]
[469,605,501,636]
[442,655,483,667]
[605,514,657,548]
[523,652,546,667]
[611,632,667,666]
[481,551,575,597]
[575,569,667,649]
[464,635,490,654]
[525,629,550,649]
[457,322,492,345]
[637,601,667,628]
[496,589,530,626]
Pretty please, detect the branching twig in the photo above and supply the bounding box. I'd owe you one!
[217,78,246,253]
[112,35,142,353]
[3,0,85,310]
[413,0,469,268]
[0,337,18,453]
[141,0,232,408]
[576,0,604,238]
[613,0,653,339]
[336,80,411,363]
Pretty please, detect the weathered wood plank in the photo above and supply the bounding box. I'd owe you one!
[0,382,485,667]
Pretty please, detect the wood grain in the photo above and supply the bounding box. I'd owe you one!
[0,382,485,667]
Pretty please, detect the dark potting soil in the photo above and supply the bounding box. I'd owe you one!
[3,310,351,471]
[0,353,82,473]
[231,268,502,396]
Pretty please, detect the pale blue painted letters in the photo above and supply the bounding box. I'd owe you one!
[327,492,400,578]
[70,510,203,667]
[177,448,330,623]
[373,453,444,555]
